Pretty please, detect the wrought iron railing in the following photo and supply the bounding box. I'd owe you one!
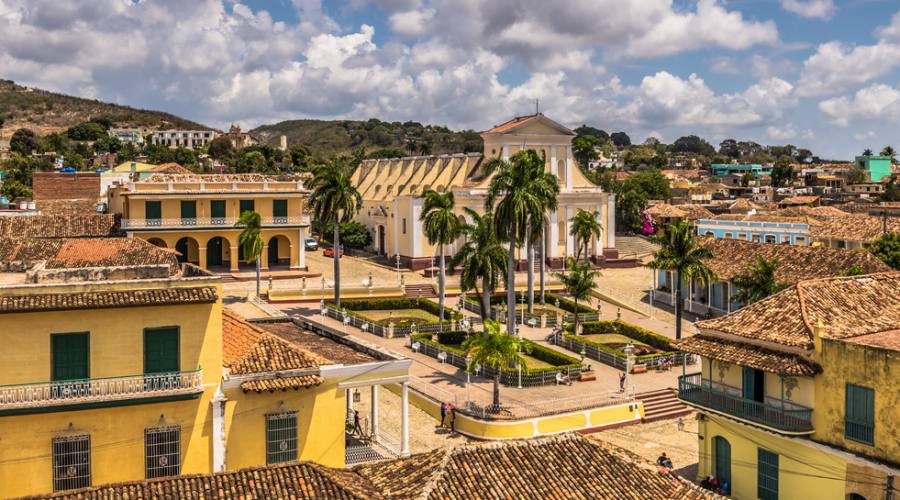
[0,370,203,410]
[122,216,309,229]
[678,373,813,433]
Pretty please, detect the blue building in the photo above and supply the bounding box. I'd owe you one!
[695,216,811,245]
[710,163,772,177]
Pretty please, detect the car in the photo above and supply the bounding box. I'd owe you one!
[323,247,344,258]
[304,237,319,251]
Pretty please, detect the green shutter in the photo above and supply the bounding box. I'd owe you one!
[210,200,226,219]
[239,200,255,215]
[758,449,779,500]
[144,327,180,374]
[51,333,89,381]
[145,201,162,221]
[714,437,731,492]
[845,384,875,445]
[273,199,288,218]
[180,201,196,220]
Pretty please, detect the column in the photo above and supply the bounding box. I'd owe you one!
[565,145,574,190]
[229,245,240,272]
[400,382,410,456]
[594,204,604,258]
[297,227,306,270]
[370,385,379,440]
[501,146,509,161]
[199,246,208,270]
[550,145,558,176]
[261,244,270,271]
[210,386,227,472]
[548,210,559,259]
[565,206,574,257]
[607,194,616,249]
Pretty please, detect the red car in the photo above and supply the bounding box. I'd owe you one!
[323,247,344,258]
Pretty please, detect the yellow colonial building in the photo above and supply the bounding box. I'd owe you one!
[675,272,900,500]
[107,173,311,272]
[0,229,411,497]
[351,113,616,269]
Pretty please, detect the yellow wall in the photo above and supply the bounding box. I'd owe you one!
[125,196,304,221]
[223,381,346,470]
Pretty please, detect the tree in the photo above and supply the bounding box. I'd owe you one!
[462,320,526,409]
[10,128,37,155]
[573,125,609,142]
[307,156,362,306]
[616,187,649,232]
[235,211,264,297]
[771,157,793,188]
[718,139,740,159]
[235,150,268,173]
[485,149,559,331]
[862,149,873,156]
[847,166,868,185]
[881,146,896,163]
[740,172,754,187]
[93,135,122,154]
[883,178,900,202]
[367,148,406,159]
[554,257,599,336]
[66,122,107,141]
[207,136,234,160]
[569,209,602,260]
[647,220,716,340]
[731,256,787,305]
[670,135,715,155]
[610,131,631,147]
[572,135,599,168]
[420,189,463,320]
[450,209,508,321]
[870,232,900,269]
[324,221,372,249]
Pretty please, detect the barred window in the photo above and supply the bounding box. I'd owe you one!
[145,426,181,478]
[52,435,90,491]
[266,412,298,464]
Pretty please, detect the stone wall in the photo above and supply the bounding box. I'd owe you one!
[32,172,100,201]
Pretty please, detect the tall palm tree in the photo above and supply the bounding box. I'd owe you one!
[420,189,462,320]
[450,208,507,321]
[307,157,362,306]
[569,209,602,261]
[647,219,716,340]
[881,146,896,163]
[554,257,600,336]
[485,150,559,332]
[462,320,526,409]
[235,211,264,297]
[731,256,787,305]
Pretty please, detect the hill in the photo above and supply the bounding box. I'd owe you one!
[251,118,484,156]
[0,79,211,137]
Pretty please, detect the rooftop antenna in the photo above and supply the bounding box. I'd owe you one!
[535,99,540,115]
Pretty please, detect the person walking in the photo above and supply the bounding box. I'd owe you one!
[449,404,456,434]
[440,402,448,428]
[353,410,363,437]
[619,372,626,392]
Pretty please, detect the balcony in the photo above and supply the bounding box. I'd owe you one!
[122,216,310,229]
[678,373,813,434]
[0,370,203,415]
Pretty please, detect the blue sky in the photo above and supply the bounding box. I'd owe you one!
[2,0,900,159]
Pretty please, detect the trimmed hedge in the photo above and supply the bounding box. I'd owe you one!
[326,297,461,322]
[563,320,678,360]
[436,330,468,345]
[412,333,581,374]
[464,292,594,314]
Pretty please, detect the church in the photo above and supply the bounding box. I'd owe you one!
[350,113,617,270]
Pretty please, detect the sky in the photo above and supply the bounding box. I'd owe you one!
[1,0,900,159]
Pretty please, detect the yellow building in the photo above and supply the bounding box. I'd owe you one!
[351,113,616,269]
[0,232,411,497]
[107,173,312,272]
[675,272,900,500]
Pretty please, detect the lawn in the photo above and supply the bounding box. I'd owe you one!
[580,333,663,356]
[438,344,556,370]
[357,308,439,327]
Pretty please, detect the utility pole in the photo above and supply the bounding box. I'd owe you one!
[886,474,894,500]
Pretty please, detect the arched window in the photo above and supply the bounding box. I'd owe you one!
[714,436,731,494]
[557,159,567,183]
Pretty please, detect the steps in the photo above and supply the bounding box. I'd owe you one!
[615,236,659,259]
[637,389,692,423]
[404,284,437,299]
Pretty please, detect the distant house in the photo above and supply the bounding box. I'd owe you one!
[854,155,892,182]
[778,195,820,208]
[711,163,773,177]
[810,213,900,249]
[696,213,813,245]
[151,129,216,149]
[646,203,713,232]
[108,128,146,144]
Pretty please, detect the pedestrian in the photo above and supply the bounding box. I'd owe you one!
[449,404,456,434]
[619,372,626,391]
[440,402,447,427]
[353,410,363,437]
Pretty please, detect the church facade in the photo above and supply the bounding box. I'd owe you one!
[350,114,616,270]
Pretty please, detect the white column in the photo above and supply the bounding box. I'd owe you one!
[726,283,732,313]
[607,194,616,249]
[370,385,379,439]
[400,382,410,456]
[549,210,559,258]
[346,388,353,415]
[565,206,574,257]
[210,386,227,472]
[298,227,306,270]
[501,146,510,161]
[550,145,558,176]
[565,145,574,190]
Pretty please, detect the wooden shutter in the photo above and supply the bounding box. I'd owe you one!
[51,333,89,381]
[144,327,179,374]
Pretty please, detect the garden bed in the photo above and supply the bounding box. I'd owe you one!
[409,331,586,387]
[557,320,693,371]
[324,298,461,337]
[460,292,599,326]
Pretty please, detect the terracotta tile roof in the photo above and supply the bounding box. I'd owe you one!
[728,198,763,212]
[258,321,376,365]
[809,214,900,243]
[775,205,848,219]
[647,203,713,220]
[673,335,821,376]
[483,113,575,135]
[697,272,900,349]
[696,237,890,283]
[0,214,122,238]
[35,461,382,500]
[357,434,706,499]
[779,195,820,205]
[222,309,325,392]
[145,162,193,174]
[711,213,818,225]
[843,330,900,352]
[35,199,99,215]
[0,286,218,314]
[0,237,179,273]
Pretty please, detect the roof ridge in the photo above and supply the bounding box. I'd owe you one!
[415,447,454,500]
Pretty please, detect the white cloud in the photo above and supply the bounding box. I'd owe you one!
[388,8,435,38]
[780,0,835,20]
[767,124,797,141]
[819,84,900,127]
[853,131,876,141]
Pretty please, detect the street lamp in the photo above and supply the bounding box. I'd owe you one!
[624,343,635,396]
[465,353,472,407]
[395,253,401,283]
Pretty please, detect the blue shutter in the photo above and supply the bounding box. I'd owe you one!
[845,384,875,445]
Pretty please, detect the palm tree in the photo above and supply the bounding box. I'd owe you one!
[450,208,507,321]
[731,256,787,305]
[862,148,873,156]
[462,320,526,409]
[235,211,264,297]
[647,219,716,340]
[881,146,896,163]
[420,189,462,320]
[554,257,600,336]
[485,150,559,332]
[569,209,602,261]
[307,157,362,306]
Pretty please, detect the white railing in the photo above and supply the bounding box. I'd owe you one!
[464,389,635,420]
[122,216,309,229]
[0,370,203,410]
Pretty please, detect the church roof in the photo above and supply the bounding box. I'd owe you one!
[483,113,575,136]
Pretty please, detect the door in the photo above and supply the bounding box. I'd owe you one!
[268,237,279,266]
[175,239,188,263]
[207,237,223,267]
[180,201,196,225]
[145,201,162,226]
[714,436,731,493]
[210,200,226,222]
[239,200,255,216]
[273,199,288,222]
[379,226,386,256]
[144,327,179,389]
[743,367,765,418]
[51,333,89,399]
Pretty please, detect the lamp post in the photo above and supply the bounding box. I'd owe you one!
[517,345,522,389]
[395,253,401,283]
[624,343,635,396]
[465,353,472,407]
[321,276,327,301]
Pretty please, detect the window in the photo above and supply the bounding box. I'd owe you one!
[751,234,761,243]
[795,236,806,245]
[714,437,731,494]
[239,200,255,215]
[757,449,779,500]
[557,159,566,183]
[266,412,298,464]
[704,231,714,237]
[845,384,875,445]
[52,435,90,491]
[724,232,733,239]
[180,201,196,223]
[765,235,776,243]
[144,327,179,375]
[210,200,226,220]
[402,218,407,234]
[738,233,747,240]
[145,201,162,225]
[51,333,89,383]
[145,426,180,478]
[273,199,288,220]
[781,235,791,243]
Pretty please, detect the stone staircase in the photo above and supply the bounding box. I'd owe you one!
[637,389,692,423]
[404,284,437,299]
[615,236,659,259]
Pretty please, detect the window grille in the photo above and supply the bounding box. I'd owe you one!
[266,412,298,464]
[145,426,181,478]
[757,448,779,500]
[845,384,875,445]
[52,435,90,491]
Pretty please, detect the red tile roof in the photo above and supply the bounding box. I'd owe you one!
[674,335,821,376]
[0,237,180,273]
[0,214,122,238]
[0,287,218,314]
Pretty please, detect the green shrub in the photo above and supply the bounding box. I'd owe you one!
[471,292,594,314]
[327,298,461,321]
[415,333,580,373]
[525,341,581,367]
[437,330,468,345]
[563,320,679,360]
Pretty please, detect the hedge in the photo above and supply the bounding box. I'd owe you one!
[325,297,461,322]
[464,292,594,314]
[412,333,581,374]
[562,320,678,359]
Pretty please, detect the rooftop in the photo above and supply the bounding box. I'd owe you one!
[0,214,122,238]
[258,320,377,365]
[778,195,820,206]
[646,203,713,220]
[808,213,900,243]
[139,173,308,184]
[0,286,218,314]
[674,335,821,376]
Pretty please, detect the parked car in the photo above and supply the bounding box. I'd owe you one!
[323,247,344,258]
[304,237,319,251]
